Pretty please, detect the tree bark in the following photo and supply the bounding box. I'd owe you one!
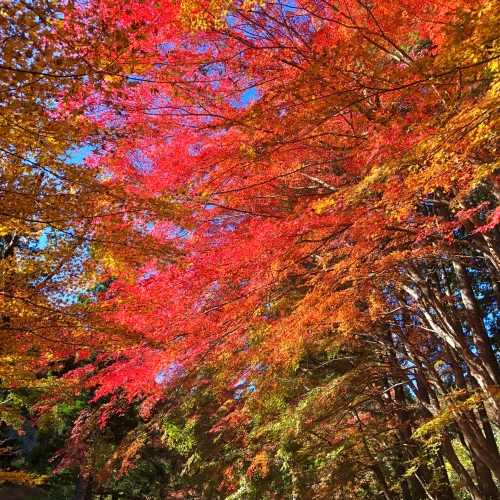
[441,436,483,500]
[452,260,500,385]
[73,474,85,500]
[84,476,93,500]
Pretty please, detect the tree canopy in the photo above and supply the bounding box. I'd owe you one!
[2,0,500,499]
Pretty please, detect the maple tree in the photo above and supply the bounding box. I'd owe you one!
[3,0,500,498]
[0,1,178,488]
[0,0,177,423]
[66,0,500,498]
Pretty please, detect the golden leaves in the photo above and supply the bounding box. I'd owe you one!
[0,470,46,486]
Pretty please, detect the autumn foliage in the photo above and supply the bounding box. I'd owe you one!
[2,0,500,498]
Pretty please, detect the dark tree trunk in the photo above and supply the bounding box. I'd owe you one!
[441,436,483,500]
[84,477,93,500]
[74,474,85,500]
[433,452,455,500]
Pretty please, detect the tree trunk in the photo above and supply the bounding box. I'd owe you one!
[371,464,398,500]
[452,260,500,385]
[74,474,85,500]
[433,452,455,500]
[84,476,93,500]
[441,436,483,500]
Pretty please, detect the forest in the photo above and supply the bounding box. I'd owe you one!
[1,0,500,498]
